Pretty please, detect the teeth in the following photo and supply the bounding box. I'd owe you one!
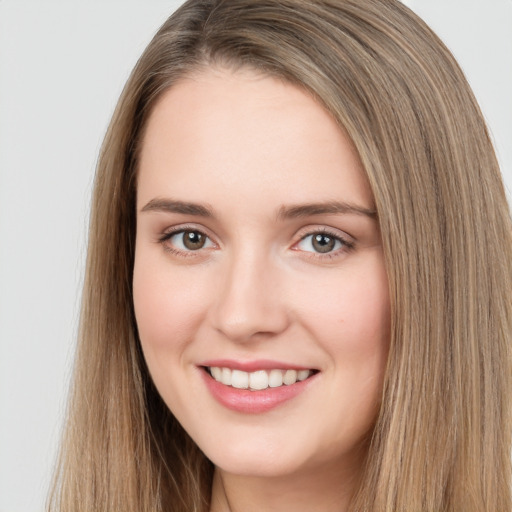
[297,369,310,381]
[268,369,283,388]
[231,369,249,389]
[208,367,312,390]
[211,366,222,381]
[283,369,297,385]
[249,370,268,390]
[221,367,232,386]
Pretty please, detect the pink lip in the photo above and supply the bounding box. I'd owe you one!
[199,366,318,414]
[200,359,313,372]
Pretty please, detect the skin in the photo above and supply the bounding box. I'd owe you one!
[133,66,390,512]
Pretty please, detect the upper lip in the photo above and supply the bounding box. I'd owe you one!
[199,359,317,373]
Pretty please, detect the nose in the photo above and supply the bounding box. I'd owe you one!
[210,249,290,343]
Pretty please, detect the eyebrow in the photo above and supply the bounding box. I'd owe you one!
[140,197,377,220]
[277,201,377,220]
[140,198,214,217]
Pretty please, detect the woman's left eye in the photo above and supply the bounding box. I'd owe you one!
[162,229,214,252]
[296,232,352,255]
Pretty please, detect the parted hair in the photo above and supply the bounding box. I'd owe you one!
[48,1,512,511]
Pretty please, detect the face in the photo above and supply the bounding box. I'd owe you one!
[133,67,390,479]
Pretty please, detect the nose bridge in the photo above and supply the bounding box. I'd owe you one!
[211,244,288,342]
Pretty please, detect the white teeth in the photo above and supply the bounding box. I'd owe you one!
[283,369,297,385]
[208,367,312,390]
[297,369,310,381]
[268,369,283,388]
[231,369,249,389]
[211,366,222,381]
[249,370,268,390]
[221,367,232,386]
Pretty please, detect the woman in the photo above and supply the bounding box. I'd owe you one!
[48,0,512,511]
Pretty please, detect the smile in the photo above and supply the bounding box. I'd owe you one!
[207,366,313,390]
[200,364,319,413]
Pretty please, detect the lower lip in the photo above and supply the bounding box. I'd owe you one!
[200,369,317,413]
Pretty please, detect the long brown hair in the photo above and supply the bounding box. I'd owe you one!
[48,1,512,510]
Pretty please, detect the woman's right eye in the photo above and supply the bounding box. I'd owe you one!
[160,229,214,253]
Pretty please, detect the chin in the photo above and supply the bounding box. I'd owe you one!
[197,429,309,477]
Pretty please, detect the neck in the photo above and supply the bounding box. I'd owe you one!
[209,455,364,512]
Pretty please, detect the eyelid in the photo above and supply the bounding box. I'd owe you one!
[294,224,355,243]
[291,226,355,257]
[159,223,207,239]
[158,223,219,255]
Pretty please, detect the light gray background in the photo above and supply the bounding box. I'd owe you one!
[0,1,510,511]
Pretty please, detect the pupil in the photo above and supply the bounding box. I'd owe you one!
[312,234,335,253]
[183,231,205,250]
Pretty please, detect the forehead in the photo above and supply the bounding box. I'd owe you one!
[137,66,373,212]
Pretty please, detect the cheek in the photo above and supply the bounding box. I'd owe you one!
[132,251,209,356]
[297,259,390,356]
[335,278,390,352]
[132,251,216,417]
[296,257,391,416]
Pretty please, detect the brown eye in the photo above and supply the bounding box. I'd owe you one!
[162,229,214,253]
[296,230,352,256]
[182,230,207,250]
[311,233,336,253]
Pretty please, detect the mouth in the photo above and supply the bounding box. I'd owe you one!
[204,366,318,391]
[199,360,320,413]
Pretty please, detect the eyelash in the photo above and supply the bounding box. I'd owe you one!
[158,225,215,258]
[294,229,355,260]
[157,226,355,260]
